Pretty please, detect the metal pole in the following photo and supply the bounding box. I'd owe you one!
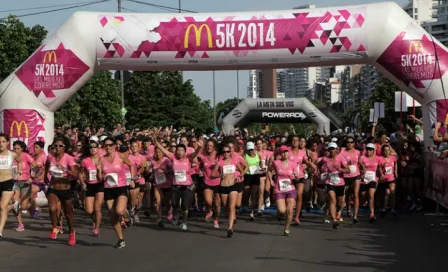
[118,0,125,124]
[237,70,240,101]
[213,71,216,132]
[179,0,183,82]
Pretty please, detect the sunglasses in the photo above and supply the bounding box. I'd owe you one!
[89,146,98,149]
[104,143,114,147]
[328,148,335,151]
[367,148,375,151]
[55,144,65,148]
[248,149,254,151]
[346,141,354,144]
[223,150,231,153]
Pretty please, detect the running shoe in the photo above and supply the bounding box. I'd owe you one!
[283,229,291,237]
[257,211,263,217]
[416,205,423,211]
[409,203,418,211]
[157,220,164,228]
[249,213,255,221]
[134,214,140,223]
[353,217,359,224]
[12,201,20,216]
[261,204,265,211]
[58,225,64,235]
[227,229,234,238]
[144,210,151,217]
[180,223,188,231]
[21,209,28,214]
[265,197,271,208]
[323,219,331,224]
[205,211,213,222]
[166,211,173,221]
[89,223,96,231]
[347,209,353,218]
[0,233,2,240]
[339,217,344,222]
[32,209,41,219]
[213,220,219,229]
[391,209,397,216]
[293,219,301,226]
[92,229,100,237]
[332,220,339,229]
[68,232,76,246]
[369,215,376,223]
[50,227,59,240]
[15,224,25,232]
[380,209,387,218]
[115,239,126,249]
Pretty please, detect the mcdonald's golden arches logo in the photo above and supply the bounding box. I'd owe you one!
[10,121,29,138]
[43,51,57,63]
[184,24,213,49]
[408,41,424,54]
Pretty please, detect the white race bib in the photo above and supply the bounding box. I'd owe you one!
[304,173,309,179]
[89,170,97,181]
[249,166,259,175]
[49,165,64,178]
[106,173,119,187]
[349,165,357,174]
[320,173,328,183]
[174,170,187,183]
[155,172,167,184]
[223,165,235,175]
[364,171,376,182]
[329,172,341,185]
[125,172,132,184]
[279,179,292,192]
[0,157,9,169]
[261,159,267,170]
[385,167,393,175]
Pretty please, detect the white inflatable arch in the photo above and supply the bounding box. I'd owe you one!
[1,2,448,147]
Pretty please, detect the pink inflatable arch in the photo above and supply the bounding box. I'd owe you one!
[1,2,447,147]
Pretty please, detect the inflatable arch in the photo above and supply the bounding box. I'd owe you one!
[221,98,331,135]
[1,2,448,148]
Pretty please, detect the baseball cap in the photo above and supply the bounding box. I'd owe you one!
[246,142,255,150]
[328,142,338,149]
[366,143,376,149]
[89,136,99,142]
[279,145,291,153]
[99,135,107,142]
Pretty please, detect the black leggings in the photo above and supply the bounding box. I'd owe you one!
[171,186,193,212]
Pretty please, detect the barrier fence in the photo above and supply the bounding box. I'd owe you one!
[424,151,448,210]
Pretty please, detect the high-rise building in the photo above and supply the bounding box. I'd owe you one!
[423,0,448,45]
[247,70,259,98]
[403,0,438,24]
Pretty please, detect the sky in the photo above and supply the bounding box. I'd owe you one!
[1,0,408,104]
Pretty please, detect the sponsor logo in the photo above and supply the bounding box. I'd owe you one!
[184,24,213,49]
[10,121,29,138]
[43,51,57,63]
[408,41,424,54]
[262,112,307,119]
[232,110,242,118]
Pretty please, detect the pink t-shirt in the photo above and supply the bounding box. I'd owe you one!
[81,157,100,184]
[360,155,381,184]
[381,156,396,182]
[289,149,308,178]
[316,157,328,185]
[13,153,34,181]
[98,149,106,157]
[151,157,173,188]
[339,148,361,178]
[321,155,347,186]
[102,152,127,188]
[169,154,193,186]
[141,146,155,161]
[229,153,245,179]
[272,159,297,194]
[47,153,77,179]
[218,156,241,180]
[130,153,146,185]
[32,153,47,183]
[258,150,273,170]
[199,153,220,187]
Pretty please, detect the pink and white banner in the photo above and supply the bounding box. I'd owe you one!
[0,109,46,151]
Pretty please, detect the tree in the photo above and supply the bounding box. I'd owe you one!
[55,71,122,129]
[360,76,400,132]
[124,71,213,134]
[0,15,47,81]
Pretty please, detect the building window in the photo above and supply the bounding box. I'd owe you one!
[414,15,418,20]
[414,8,418,13]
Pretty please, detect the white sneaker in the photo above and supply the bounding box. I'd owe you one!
[134,214,140,223]
[416,205,423,211]
[180,223,188,231]
[410,204,418,211]
[265,197,271,208]
[12,201,20,216]
[261,204,265,211]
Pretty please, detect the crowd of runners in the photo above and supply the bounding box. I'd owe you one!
[0,119,439,248]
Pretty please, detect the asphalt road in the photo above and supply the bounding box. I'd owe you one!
[0,208,446,272]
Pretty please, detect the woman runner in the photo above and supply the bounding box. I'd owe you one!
[379,144,398,217]
[151,143,173,227]
[29,141,47,218]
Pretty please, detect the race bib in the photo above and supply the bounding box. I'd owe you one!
[155,172,167,184]
[223,165,235,175]
[249,166,259,175]
[261,159,267,170]
[329,172,341,185]
[0,157,8,169]
[385,167,393,175]
[12,166,18,179]
[125,172,132,183]
[364,171,376,182]
[320,173,328,183]
[174,170,187,183]
[89,170,97,181]
[349,165,357,174]
[49,165,64,178]
[105,173,119,187]
[279,179,292,192]
[304,173,309,179]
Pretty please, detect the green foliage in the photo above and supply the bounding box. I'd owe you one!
[0,15,47,81]
[360,76,400,132]
[124,71,213,134]
[55,71,123,129]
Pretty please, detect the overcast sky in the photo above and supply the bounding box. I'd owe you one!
[2,0,408,103]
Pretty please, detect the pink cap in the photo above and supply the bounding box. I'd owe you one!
[279,145,291,153]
